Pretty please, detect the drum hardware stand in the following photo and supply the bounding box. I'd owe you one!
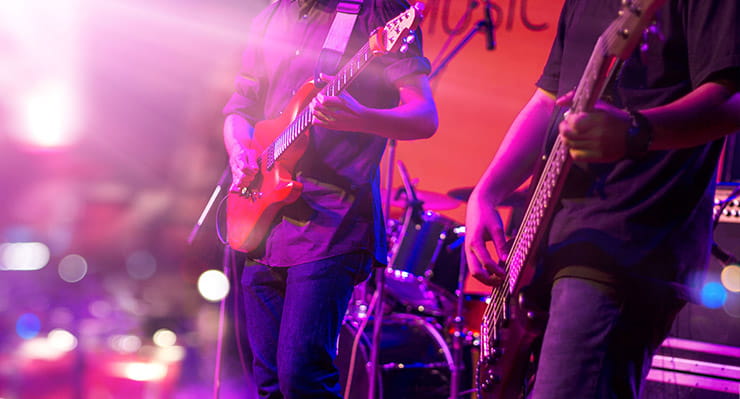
[426,5,496,395]
[450,238,479,398]
[367,264,385,399]
[366,135,398,399]
[368,160,425,399]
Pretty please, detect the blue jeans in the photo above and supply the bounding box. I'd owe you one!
[240,252,371,399]
[530,276,683,399]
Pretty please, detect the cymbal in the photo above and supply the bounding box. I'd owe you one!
[447,187,529,207]
[382,187,462,211]
[446,187,475,201]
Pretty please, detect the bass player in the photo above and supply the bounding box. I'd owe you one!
[465,0,739,398]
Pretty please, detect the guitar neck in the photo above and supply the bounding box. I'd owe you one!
[481,30,623,359]
[572,36,620,113]
[508,39,619,276]
[263,43,376,170]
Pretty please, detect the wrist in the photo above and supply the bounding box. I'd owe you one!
[625,109,653,159]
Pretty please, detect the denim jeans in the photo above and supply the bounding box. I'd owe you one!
[530,276,684,399]
[240,252,371,399]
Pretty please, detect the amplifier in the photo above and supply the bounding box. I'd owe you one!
[644,185,740,397]
[666,183,740,348]
[715,184,740,223]
[645,337,740,398]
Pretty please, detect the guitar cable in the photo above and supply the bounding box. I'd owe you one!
[215,194,230,245]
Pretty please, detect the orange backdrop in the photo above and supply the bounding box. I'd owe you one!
[383,0,565,292]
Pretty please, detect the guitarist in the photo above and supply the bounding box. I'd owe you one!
[465,0,739,398]
[222,0,437,397]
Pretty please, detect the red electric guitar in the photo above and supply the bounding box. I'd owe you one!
[226,3,424,253]
[475,0,667,397]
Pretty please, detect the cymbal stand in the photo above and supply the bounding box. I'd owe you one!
[369,160,423,399]
[450,238,468,399]
[384,139,396,225]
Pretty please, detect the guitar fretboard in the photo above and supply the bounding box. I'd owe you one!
[263,43,375,171]
[480,34,618,358]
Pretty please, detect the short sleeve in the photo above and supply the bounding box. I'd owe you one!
[371,0,432,82]
[535,0,571,94]
[685,0,740,88]
[221,5,277,124]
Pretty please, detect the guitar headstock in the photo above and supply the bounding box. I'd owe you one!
[369,2,424,55]
[603,0,667,59]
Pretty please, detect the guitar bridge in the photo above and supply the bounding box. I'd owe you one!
[239,187,263,202]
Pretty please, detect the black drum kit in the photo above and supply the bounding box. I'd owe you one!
[337,164,494,399]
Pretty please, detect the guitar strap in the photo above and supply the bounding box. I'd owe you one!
[315,0,364,85]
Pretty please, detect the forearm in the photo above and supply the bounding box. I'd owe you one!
[473,89,556,204]
[224,114,254,156]
[361,101,437,140]
[643,81,740,150]
[359,73,438,140]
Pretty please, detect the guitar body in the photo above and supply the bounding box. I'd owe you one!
[226,81,317,253]
[476,265,547,399]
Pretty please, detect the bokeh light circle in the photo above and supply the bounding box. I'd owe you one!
[16,313,41,339]
[721,265,740,293]
[126,250,157,280]
[58,254,88,283]
[700,282,727,309]
[153,328,177,347]
[197,270,230,302]
[48,328,78,351]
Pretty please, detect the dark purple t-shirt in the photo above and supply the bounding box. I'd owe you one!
[223,0,431,266]
[535,0,740,299]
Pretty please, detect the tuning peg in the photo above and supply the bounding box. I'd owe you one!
[400,43,409,53]
[403,33,416,45]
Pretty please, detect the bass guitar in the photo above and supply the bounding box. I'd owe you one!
[227,3,424,253]
[475,0,667,397]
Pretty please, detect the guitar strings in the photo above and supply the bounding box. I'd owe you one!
[479,8,634,356]
[262,42,373,168]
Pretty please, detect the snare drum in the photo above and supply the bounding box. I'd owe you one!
[388,210,457,277]
[336,313,453,399]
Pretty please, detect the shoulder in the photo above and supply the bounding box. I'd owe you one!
[249,1,283,36]
[364,0,412,25]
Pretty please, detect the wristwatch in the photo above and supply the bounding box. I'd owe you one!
[625,109,653,159]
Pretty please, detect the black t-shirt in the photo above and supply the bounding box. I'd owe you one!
[535,0,740,299]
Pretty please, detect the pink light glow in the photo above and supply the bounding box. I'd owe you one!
[1,1,83,150]
[19,82,82,149]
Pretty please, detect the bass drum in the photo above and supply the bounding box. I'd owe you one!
[336,313,453,399]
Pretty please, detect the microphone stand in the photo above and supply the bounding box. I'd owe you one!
[186,166,233,399]
[188,167,230,245]
[430,17,495,81]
